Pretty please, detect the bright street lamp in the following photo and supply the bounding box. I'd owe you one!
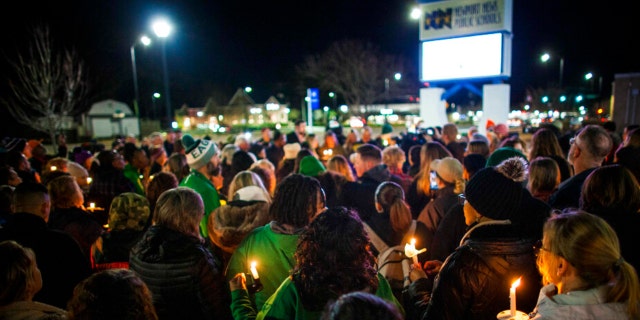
[540,52,564,88]
[152,17,173,127]
[130,35,151,118]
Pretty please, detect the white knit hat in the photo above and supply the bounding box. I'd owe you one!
[283,143,301,160]
[233,185,270,202]
[182,134,219,169]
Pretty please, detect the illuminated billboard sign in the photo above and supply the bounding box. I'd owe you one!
[420,32,511,83]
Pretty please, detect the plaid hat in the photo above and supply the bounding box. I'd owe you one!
[299,155,326,177]
[108,192,150,231]
[486,147,528,168]
[182,134,219,169]
[465,167,523,220]
[430,157,462,184]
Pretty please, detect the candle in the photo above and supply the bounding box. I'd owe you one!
[50,166,57,171]
[510,278,521,317]
[410,239,418,264]
[86,177,92,184]
[89,202,95,210]
[250,261,260,279]
[404,238,426,264]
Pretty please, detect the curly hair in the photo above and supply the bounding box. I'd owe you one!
[269,174,324,228]
[67,268,158,320]
[292,206,378,311]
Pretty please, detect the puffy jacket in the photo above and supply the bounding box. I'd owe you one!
[129,225,232,320]
[423,222,542,320]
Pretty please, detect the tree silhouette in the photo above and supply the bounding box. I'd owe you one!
[2,25,87,148]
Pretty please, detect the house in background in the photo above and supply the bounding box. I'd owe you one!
[84,99,140,138]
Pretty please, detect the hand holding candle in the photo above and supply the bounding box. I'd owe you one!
[247,260,263,293]
[404,238,426,264]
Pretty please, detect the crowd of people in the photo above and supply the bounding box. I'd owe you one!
[1,118,640,320]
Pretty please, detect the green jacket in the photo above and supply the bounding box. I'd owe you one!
[179,169,221,238]
[123,163,145,196]
[226,223,299,311]
[230,273,403,320]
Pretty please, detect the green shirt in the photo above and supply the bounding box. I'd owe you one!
[255,273,403,320]
[226,223,299,311]
[179,169,221,238]
[123,163,145,196]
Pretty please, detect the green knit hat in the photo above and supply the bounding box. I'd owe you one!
[486,147,528,168]
[298,155,326,177]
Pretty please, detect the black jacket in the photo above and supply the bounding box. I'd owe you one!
[0,212,92,309]
[129,225,232,320]
[421,223,542,320]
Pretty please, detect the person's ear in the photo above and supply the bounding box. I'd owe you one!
[557,256,569,276]
[375,202,383,213]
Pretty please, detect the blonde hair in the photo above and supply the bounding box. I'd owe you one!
[153,187,203,238]
[327,155,355,182]
[381,145,406,172]
[0,240,39,304]
[48,175,84,209]
[227,170,270,202]
[415,142,451,196]
[537,210,640,319]
[527,157,560,195]
[250,159,276,196]
[375,181,411,234]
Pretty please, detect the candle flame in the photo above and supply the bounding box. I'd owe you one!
[87,177,92,184]
[411,238,416,246]
[89,202,95,209]
[512,277,521,289]
[50,166,57,171]
[251,261,257,268]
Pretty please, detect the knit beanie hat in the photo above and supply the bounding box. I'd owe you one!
[465,167,523,220]
[231,150,256,174]
[299,155,326,177]
[430,157,462,184]
[233,185,270,202]
[471,133,489,145]
[108,192,150,231]
[494,123,509,135]
[182,134,219,169]
[283,143,301,160]
[486,147,528,168]
[381,123,393,135]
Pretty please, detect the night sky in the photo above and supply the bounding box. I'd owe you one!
[0,0,637,136]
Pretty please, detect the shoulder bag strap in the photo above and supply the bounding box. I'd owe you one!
[363,222,389,253]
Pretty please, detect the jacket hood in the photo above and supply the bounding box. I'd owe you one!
[207,200,270,254]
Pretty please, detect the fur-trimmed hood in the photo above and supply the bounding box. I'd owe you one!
[207,200,270,254]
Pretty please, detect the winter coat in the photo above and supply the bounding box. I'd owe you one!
[91,229,144,271]
[251,274,402,320]
[417,185,459,236]
[0,213,91,309]
[406,178,433,219]
[129,225,232,320]
[226,222,300,311]
[208,200,270,263]
[180,169,221,238]
[529,284,629,319]
[428,203,467,262]
[0,301,67,320]
[88,168,135,209]
[548,167,597,210]
[338,164,402,222]
[48,206,104,259]
[421,222,543,320]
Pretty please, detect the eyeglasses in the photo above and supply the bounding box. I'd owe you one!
[533,239,551,256]
[458,194,466,206]
[569,136,580,148]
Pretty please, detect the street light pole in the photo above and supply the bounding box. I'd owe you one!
[152,18,173,128]
[541,53,564,88]
[130,35,151,118]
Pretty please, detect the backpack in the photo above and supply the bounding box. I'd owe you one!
[363,220,418,292]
